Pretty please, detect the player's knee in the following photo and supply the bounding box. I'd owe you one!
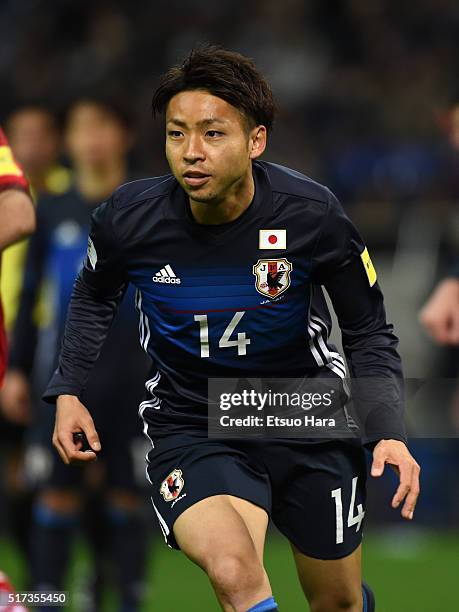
[33,500,79,530]
[207,552,265,601]
[309,589,362,612]
[107,489,141,512]
[39,489,80,513]
[106,501,144,528]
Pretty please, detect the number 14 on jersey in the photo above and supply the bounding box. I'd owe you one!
[194,311,251,358]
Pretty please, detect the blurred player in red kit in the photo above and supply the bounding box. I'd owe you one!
[0,126,35,612]
[0,125,35,384]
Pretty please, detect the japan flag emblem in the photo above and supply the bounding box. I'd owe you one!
[253,258,292,298]
[259,229,286,250]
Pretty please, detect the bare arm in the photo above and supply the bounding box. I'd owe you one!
[0,189,36,250]
[0,125,35,249]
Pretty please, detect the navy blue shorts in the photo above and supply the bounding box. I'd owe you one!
[146,433,367,560]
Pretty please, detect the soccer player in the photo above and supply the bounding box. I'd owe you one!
[0,125,35,384]
[0,126,35,607]
[1,106,71,337]
[5,99,150,612]
[0,107,70,567]
[45,48,420,612]
[5,106,70,197]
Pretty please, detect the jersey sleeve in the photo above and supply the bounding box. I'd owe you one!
[42,198,127,403]
[0,127,30,194]
[312,189,407,446]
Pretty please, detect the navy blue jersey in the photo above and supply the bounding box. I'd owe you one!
[44,162,406,445]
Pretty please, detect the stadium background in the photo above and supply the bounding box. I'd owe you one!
[0,1,458,610]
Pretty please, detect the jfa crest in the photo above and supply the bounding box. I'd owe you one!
[160,468,185,502]
[253,258,292,298]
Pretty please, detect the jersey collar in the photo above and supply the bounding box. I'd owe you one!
[167,160,274,225]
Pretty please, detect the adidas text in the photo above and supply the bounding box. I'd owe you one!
[153,276,181,284]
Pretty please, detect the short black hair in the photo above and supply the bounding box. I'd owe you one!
[151,45,276,131]
[65,93,132,131]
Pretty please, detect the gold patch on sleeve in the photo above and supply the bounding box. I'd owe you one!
[360,247,377,287]
[0,146,22,177]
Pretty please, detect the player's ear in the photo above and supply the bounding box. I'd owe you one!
[249,125,267,160]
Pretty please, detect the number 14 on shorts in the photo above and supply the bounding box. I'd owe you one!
[331,476,365,544]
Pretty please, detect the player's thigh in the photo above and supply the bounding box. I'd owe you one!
[228,494,269,561]
[291,542,362,610]
[268,441,367,560]
[147,435,271,551]
[174,494,269,567]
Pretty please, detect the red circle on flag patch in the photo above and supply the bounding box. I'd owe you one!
[268,234,277,244]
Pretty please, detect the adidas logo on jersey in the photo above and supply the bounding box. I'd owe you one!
[153,264,181,284]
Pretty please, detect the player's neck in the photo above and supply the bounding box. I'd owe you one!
[189,170,255,225]
[75,159,127,202]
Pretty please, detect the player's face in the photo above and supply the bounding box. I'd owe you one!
[7,109,60,175]
[66,103,130,168]
[165,90,266,204]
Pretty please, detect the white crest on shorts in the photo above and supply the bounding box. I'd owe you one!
[160,468,185,502]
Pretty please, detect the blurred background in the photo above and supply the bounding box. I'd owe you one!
[0,0,458,610]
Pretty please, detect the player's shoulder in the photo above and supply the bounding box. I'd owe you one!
[258,160,332,207]
[111,174,175,210]
[91,174,176,240]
